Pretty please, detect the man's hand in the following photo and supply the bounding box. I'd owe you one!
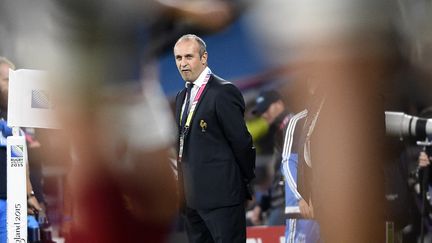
[249,205,262,225]
[299,198,314,219]
[27,195,43,215]
[418,151,430,168]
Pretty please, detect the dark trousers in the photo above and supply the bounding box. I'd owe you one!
[183,204,246,243]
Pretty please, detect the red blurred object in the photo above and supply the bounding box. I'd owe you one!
[246,226,285,243]
[65,170,170,243]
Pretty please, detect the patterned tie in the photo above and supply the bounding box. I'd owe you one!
[181,83,194,130]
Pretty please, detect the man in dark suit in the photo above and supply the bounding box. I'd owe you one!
[174,34,255,243]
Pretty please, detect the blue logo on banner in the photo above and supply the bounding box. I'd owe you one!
[31,90,52,109]
[11,145,24,158]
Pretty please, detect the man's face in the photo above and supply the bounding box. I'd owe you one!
[174,39,207,82]
[261,101,283,124]
[0,64,10,109]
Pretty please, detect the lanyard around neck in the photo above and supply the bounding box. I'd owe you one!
[178,70,211,162]
[180,70,211,129]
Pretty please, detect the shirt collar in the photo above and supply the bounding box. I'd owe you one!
[185,67,211,89]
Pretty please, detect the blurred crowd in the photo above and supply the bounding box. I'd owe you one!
[1,0,432,242]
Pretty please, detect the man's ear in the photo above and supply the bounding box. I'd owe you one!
[201,52,208,65]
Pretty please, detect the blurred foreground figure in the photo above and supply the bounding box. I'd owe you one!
[49,1,245,242]
[244,0,417,242]
[52,2,178,242]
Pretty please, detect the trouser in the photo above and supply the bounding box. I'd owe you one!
[183,204,246,243]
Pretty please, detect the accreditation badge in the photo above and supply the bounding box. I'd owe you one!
[178,134,185,163]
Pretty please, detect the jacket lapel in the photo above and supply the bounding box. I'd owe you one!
[176,89,187,126]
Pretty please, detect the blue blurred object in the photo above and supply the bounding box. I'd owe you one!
[28,215,40,243]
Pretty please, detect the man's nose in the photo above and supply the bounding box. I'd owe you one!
[180,59,188,67]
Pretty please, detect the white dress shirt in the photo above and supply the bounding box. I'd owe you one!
[181,67,212,116]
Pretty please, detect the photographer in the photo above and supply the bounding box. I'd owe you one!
[249,90,292,226]
[385,108,432,241]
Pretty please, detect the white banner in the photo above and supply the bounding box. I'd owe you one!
[7,69,59,129]
[7,135,27,243]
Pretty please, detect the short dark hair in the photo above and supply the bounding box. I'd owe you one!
[175,34,207,57]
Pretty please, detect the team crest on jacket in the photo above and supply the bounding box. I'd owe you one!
[200,120,207,132]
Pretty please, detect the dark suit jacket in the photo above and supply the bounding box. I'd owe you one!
[175,74,255,210]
